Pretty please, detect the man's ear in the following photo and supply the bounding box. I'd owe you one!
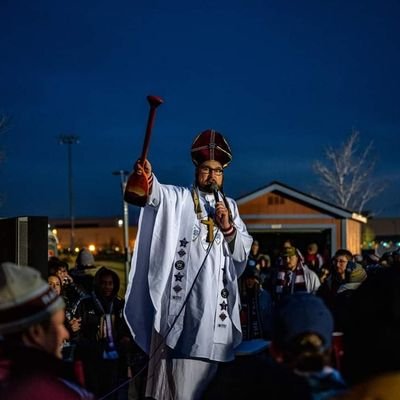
[22,323,44,347]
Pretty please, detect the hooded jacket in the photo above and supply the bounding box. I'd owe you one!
[75,267,128,358]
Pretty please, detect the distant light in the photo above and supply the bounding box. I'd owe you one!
[88,244,96,252]
[74,247,80,253]
[118,219,123,227]
[115,246,120,252]
[382,242,389,248]
[52,229,58,235]
[271,224,282,229]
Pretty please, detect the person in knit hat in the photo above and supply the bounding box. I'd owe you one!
[75,247,96,268]
[270,293,347,399]
[273,246,320,303]
[0,262,94,400]
[204,293,347,399]
[70,248,99,294]
[124,129,252,400]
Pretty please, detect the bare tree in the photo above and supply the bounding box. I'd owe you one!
[313,130,386,214]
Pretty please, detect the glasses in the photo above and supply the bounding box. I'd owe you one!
[199,166,224,176]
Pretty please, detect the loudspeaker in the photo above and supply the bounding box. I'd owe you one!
[0,216,48,277]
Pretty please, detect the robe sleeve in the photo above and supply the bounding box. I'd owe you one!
[225,197,253,278]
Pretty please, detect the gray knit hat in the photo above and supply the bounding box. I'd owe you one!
[75,248,95,268]
[0,262,65,335]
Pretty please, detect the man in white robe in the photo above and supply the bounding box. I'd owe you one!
[124,129,252,399]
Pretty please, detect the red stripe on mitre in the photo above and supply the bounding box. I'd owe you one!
[191,129,232,167]
[0,286,60,324]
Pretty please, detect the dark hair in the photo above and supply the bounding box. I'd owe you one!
[257,255,270,267]
[47,274,63,295]
[48,257,69,275]
[282,239,295,247]
[334,249,353,260]
[47,273,62,284]
[276,333,331,372]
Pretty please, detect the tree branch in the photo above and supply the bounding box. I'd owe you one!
[312,130,384,213]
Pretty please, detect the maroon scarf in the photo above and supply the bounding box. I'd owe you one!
[275,264,306,295]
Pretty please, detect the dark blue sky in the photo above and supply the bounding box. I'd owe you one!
[1,0,399,219]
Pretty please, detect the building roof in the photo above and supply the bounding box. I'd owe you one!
[236,180,367,223]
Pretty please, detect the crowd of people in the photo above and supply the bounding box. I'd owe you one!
[240,239,400,332]
[49,249,148,400]
[2,242,399,400]
[1,126,400,400]
[0,249,148,400]
[237,238,400,399]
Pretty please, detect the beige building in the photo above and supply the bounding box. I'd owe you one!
[236,181,367,257]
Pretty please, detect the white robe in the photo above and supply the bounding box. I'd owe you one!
[124,176,252,397]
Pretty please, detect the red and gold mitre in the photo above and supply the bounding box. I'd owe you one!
[191,129,232,168]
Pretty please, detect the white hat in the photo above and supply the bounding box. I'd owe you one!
[0,262,65,335]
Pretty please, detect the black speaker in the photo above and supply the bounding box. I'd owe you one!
[0,216,48,277]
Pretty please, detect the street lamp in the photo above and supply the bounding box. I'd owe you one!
[59,135,80,252]
[112,169,131,282]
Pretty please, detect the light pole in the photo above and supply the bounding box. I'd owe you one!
[112,169,131,282]
[59,135,79,252]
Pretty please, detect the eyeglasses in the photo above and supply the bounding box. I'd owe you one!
[199,166,224,176]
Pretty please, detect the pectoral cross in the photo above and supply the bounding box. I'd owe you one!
[201,216,215,242]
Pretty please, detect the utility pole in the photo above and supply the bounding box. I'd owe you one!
[112,170,131,282]
[59,135,79,252]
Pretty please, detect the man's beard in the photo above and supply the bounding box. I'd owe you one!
[197,180,222,193]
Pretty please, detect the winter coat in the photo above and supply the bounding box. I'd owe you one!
[0,345,94,400]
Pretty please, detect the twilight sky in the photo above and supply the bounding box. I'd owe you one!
[1,0,399,220]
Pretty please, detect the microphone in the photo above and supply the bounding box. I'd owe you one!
[210,183,220,203]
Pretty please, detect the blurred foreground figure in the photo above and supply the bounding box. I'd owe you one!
[0,262,94,400]
[334,268,400,400]
[271,293,346,399]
